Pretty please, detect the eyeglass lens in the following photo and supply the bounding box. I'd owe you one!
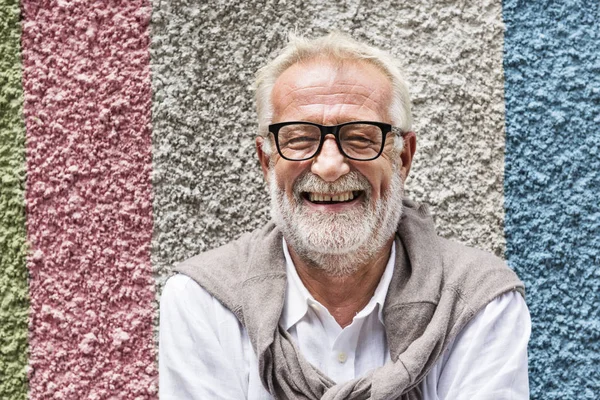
[277,123,384,160]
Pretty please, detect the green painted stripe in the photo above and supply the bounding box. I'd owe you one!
[0,0,29,399]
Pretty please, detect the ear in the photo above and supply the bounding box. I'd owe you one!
[399,131,417,180]
[256,136,272,182]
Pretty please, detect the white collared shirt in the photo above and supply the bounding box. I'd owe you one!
[160,240,530,399]
[280,240,395,384]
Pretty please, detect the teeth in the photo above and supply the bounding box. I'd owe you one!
[308,191,357,203]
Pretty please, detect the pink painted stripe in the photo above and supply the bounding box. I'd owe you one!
[21,1,157,398]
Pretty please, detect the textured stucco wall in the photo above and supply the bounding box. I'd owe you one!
[21,1,157,398]
[503,0,600,398]
[0,1,29,399]
[150,0,509,295]
[0,0,594,397]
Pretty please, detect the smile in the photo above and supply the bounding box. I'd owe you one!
[303,191,363,204]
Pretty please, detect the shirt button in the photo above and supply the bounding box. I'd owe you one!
[337,352,347,363]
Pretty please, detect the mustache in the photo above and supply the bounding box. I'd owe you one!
[293,171,371,198]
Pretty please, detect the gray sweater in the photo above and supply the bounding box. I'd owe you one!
[176,200,525,400]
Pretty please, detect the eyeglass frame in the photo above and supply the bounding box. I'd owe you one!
[267,120,404,162]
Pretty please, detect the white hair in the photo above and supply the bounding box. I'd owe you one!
[254,31,412,154]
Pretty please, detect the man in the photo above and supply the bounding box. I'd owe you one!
[159,32,530,399]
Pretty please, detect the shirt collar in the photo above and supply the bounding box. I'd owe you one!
[281,238,313,331]
[280,238,396,330]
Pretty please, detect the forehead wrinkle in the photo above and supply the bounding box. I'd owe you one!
[280,85,386,110]
[278,97,384,123]
[285,82,383,97]
[291,81,388,112]
[292,92,380,106]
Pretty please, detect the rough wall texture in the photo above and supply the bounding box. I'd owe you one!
[150,0,509,293]
[0,1,29,398]
[0,0,594,397]
[21,1,157,398]
[503,0,600,398]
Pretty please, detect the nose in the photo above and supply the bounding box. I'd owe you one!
[311,136,350,182]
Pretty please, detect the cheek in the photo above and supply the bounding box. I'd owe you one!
[373,181,388,201]
[358,166,393,200]
[273,162,310,196]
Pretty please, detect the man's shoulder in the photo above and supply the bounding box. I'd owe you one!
[435,236,525,302]
[398,199,523,299]
[177,221,276,272]
[174,221,281,320]
[161,274,243,327]
[436,236,508,272]
[161,274,216,314]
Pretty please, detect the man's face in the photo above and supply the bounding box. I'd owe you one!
[257,58,414,274]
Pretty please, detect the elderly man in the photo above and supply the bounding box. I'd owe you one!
[159,33,530,399]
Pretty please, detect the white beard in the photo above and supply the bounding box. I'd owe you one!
[269,168,404,277]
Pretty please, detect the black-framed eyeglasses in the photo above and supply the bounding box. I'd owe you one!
[268,121,403,161]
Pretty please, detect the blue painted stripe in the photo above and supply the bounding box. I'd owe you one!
[503,0,600,398]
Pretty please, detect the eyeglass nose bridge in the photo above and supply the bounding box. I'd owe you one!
[320,125,339,136]
[316,125,345,157]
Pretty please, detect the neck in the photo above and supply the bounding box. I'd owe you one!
[288,237,394,328]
